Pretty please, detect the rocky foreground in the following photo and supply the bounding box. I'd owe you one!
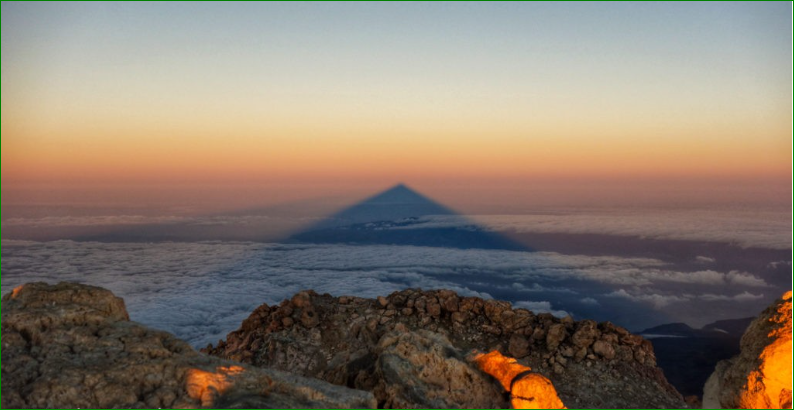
[2,282,694,409]
[203,288,686,408]
[1,282,375,408]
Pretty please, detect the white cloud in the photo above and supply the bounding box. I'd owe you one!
[607,289,766,309]
[580,297,600,305]
[725,271,769,288]
[767,260,791,269]
[695,256,716,264]
[700,291,764,302]
[513,301,569,318]
[639,269,769,288]
[605,289,692,309]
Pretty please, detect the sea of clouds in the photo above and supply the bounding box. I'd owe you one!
[4,205,790,249]
[399,208,792,250]
[1,239,779,348]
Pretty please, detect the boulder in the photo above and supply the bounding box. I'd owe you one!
[571,320,600,348]
[703,291,792,409]
[509,333,531,359]
[472,350,565,409]
[374,330,507,409]
[592,340,616,360]
[546,324,568,351]
[377,296,388,307]
[1,282,376,409]
[291,291,314,309]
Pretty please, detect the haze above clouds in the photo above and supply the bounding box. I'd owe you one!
[398,208,792,250]
[3,203,790,249]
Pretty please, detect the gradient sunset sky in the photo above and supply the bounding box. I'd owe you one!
[2,2,791,209]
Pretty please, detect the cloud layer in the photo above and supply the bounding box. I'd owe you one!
[390,207,791,250]
[2,240,781,347]
[606,289,764,309]
[2,205,789,250]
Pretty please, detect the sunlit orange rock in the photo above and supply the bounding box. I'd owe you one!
[186,365,245,407]
[473,350,566,409]
[704,291,792,409]
[10,285,25,299]
[738,291,792,409]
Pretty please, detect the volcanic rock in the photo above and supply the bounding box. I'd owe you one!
[572,320,600,348]
[509,333,531,359]
[546,324,568,351]
[373,330,507,408]
[473,350,565,409]
[1,282,376,409]
[593,340,616,360]
[702,291,792,409]
[206,288,686,408]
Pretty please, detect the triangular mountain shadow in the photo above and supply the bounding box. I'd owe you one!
[287,184,531,251]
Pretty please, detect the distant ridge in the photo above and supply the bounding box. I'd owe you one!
[640,317,753,338]
[641,316,754,397]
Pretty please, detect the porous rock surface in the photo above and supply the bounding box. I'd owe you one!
[702,291,792,409]
[205,288,687,408]
[1,282,376,409]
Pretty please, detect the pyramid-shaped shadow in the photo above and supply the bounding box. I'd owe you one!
[287,184,531,251]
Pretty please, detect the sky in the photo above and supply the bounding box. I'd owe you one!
[1,1,792,210]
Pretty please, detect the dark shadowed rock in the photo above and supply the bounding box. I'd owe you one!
[509,333,531,359]
[593,340,616,360]
[546,323,568,351]
[572,320,600,348]
[1,282,376,409]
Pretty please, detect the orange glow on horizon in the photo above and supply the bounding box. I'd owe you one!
[2,123,790,186]
[2,89,791,187]
[2,2,790,194]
